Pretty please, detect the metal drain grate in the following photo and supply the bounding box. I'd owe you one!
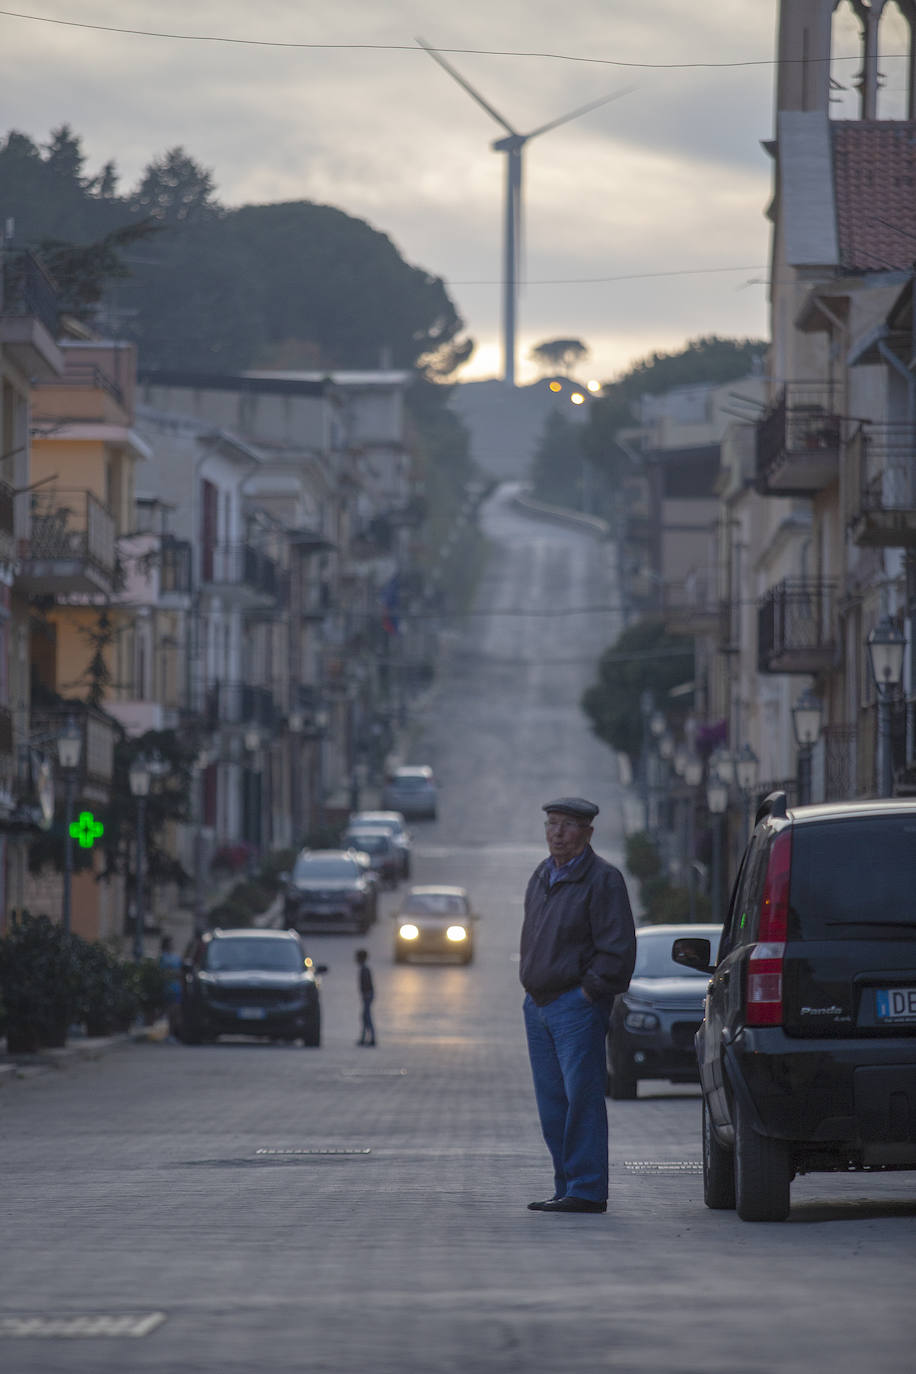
[0,1313,166,1339]
[622,1160,703,1173]
[255,1148,371,1157]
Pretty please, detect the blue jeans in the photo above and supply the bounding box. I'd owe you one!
[523,987,611,1202]
[359,994,375,1045]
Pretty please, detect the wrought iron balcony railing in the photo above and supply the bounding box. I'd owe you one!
[159,538,193,596]
[757,578,837,674]
[1,249,59,336]
[204,681,276,730]
[756,384,843,496]
[847,424,916,548]
[200,541,282,602]
[18,487,116,594]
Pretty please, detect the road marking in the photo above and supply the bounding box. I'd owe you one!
[621,1160,702,1173]
[255,1148,372,1156]
[0,1313,166,1338]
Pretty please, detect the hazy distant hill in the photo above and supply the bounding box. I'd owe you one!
[446,378,589,482]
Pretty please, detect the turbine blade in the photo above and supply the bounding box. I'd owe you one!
[524,85,635,141]
[515,157,524,295]
[416,36,519,137]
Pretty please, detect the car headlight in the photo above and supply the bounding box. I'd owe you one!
[398,923,420,941]
[625,1010,660,1031]
[446,925,467,942]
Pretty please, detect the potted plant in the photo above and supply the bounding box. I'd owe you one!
[0,913,84,1052]
[78,942,140,1036]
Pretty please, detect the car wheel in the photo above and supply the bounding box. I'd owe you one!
[606,1039,638,1100]
[702,1097,736,1210]
[301,1009,321,1048]
[734,1098,791,1222]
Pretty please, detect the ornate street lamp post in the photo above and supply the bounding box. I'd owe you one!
[736,743,759,838]
[706,772,729,924]
[867,615,906,798]
[129,756,151,961]
[56,717,82,934]
[792,688,823,806]
[684,752,703,921]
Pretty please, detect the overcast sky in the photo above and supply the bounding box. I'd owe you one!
[1,3,909,384]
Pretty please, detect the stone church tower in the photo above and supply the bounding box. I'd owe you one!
[774,0,916,119]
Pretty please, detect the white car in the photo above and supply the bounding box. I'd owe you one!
[381,766,438,819]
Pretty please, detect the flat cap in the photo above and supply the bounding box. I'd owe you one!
[542,797,599,822]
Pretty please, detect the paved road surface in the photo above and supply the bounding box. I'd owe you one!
[2,487,913,1372]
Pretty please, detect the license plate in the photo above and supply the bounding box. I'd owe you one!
[875,987,916,1022]
[237,1007,267,1021]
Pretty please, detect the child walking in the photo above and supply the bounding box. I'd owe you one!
[355,948,376,1046]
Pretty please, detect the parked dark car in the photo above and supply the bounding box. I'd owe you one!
[605,922,722,1100]
[175,928,326,1046]
[393,885,477,964]
[381,765,438,819]
[346,810,412,878]
[341,828,401,887]
[282,849,377,933]
[673,793,916,1222]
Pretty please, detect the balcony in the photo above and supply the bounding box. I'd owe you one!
[160,538,193,598]
[29,706,117,805]
[17,487,117,597]
[0,249,63,380]
[757,578,837,674]
[847,424,916,549]
[204,681,276,730]
[200,541,283,607]
[756,385,843,496]
[663,571,723,637]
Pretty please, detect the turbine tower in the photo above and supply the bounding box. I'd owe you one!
[417,37,630,387]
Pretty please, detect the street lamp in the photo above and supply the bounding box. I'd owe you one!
[56,716,82,934]
[706,772,729,924]
[129,756,151,961]
[684,752,703,921]
[792,688,823,806]
[867,615,907,798]
[736,742,760,837]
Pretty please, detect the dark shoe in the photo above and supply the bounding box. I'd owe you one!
[527,1197,561,1211]
[538,1196,607,1214]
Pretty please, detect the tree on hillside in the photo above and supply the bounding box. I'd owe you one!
[38,219,162,320]
[530,338,589,376]
[581,620,694,771]
[530,410,586,508]
[579,334,767,511]
[129,147,221,225]
[1,125,474,377]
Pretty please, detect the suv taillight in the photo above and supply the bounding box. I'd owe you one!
[746,828,792,1026]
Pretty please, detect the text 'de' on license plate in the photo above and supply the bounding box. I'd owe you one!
[875,988,916,1022]
[238,1007,267,1020]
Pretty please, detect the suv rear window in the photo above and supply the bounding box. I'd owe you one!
[789,815,916,939]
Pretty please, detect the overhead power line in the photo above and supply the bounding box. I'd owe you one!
[0,10,906,72]
[447,263,768,286]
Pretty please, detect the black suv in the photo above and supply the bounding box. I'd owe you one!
[283,849,378,933]
[673,793,916,1222]
[176,928,326,1046]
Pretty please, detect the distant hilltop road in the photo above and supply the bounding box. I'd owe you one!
[446,378,589,482]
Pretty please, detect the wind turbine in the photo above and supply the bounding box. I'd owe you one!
[417,37,631,387]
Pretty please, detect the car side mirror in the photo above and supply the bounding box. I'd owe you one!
[314,963,328,975]
[672,937,715,975]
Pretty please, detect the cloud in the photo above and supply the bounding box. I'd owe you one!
[0,0,780,380]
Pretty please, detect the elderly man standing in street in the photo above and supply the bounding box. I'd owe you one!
[520,796,637,1214]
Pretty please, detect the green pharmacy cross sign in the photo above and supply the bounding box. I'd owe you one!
[69,811,104,849]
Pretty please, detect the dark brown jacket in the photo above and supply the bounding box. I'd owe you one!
[520,845,636,1006]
